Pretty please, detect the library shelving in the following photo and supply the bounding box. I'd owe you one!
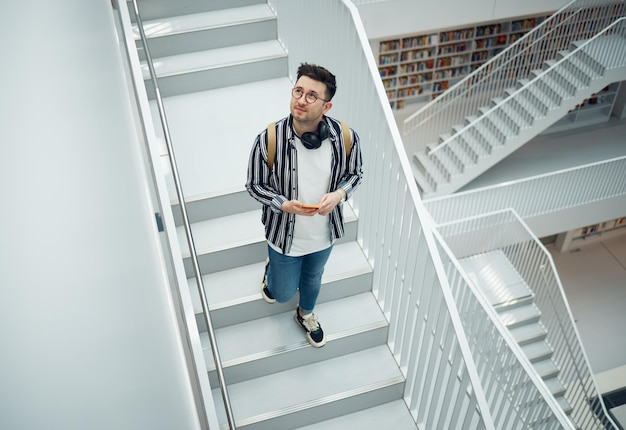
[544,82,622,134]
[555,216,626,252]
[375,13,551,110]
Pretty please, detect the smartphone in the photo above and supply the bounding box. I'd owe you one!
[301,204,320,209]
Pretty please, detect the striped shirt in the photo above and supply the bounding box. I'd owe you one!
[245,114,363,254]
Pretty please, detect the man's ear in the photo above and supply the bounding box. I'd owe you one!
[322,101,333,114]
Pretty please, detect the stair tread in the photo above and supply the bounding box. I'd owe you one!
[534,358,559,378]
[544,376,566,396]
[188,241,371,312]
[144,39,286,78]
[294,400,415,430]
[178,206,357,258]
[137,4,274,39]
[521,340,553,362]
[202,293,386,366]
[498,303,540,327]
[155,77,293,201]
[509,322,546,344]
[460,251,533,306]
[212,345,403,424]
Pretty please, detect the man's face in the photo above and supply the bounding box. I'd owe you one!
[290,76,332,125]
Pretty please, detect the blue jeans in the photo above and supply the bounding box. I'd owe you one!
[266,244,333,315]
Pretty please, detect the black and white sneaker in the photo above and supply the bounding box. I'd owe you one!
[294,307,326,348]
[261,259,276,304]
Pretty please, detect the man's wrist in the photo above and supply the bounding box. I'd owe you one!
[336,189,346,203]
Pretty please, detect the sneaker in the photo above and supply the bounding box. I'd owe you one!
[294,307,326,348]
[261,259,276,304]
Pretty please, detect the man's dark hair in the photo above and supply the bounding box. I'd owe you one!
[297,63,337,101]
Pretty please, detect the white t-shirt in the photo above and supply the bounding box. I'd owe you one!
[287,136,332,256]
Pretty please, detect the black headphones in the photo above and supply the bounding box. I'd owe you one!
[300,120,330,150]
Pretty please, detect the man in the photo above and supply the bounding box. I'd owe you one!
[245,63,363,347]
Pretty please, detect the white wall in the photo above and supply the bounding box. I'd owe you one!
[358,0,572,40]
[0,1,202,429]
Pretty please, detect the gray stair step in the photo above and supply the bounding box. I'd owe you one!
[503,88,547,119]
[190,241,373,328]
[155,77,293,209]
[410,159,436,195]
[545,59,592,89]
[563,49,605,78]
[435,143,465,175]
[143,40,287,97]
[492,96,534,128]
[471,116,507,146]
[534,358,560,380]
[413,151,442,191]
[142,40,285,79]
[417,147,454,182]
[509,321,547,346]
[455,124,491,159]
[521,339,553,363]
[557,394,573,415]
[498,303,541,329]
[460,251,534,308]
[202,293,388,385]
[132,0,266,21]
[510,84,551,116]
[294,399,416,430]
[477,106,519,138]
[212,345,405,429]
[519,78,560,109]
[178,205,359,276]
[544,376,566,398]
[135,4,276,58]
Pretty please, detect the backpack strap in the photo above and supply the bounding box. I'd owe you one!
[340,121,351,158]
[266,121,351,170]
[267,122,277,170]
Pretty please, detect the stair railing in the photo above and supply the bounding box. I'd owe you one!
[431,227,576,429]
[268,1,580,427]
[423,18,626,195]
[423,156,626,225]
[124,1,236,429]
[437,210,619,429]
[403,0,626,157]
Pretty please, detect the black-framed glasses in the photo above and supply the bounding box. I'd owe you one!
[292,87,329,104]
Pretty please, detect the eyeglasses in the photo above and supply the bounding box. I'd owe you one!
[292,87,329,104]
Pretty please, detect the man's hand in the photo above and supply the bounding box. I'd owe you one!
[282,189,345,216]
[281,200,320,216]
[318,191,344,216]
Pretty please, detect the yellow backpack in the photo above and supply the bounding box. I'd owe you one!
[266,121,352,170]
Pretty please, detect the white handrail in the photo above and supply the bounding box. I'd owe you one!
[424,156,626,225]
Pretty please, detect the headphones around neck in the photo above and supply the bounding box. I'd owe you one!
[300,120,330,150]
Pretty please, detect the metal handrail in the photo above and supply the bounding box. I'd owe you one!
[423,156,626,225]
[402,0,626,155]
[128,1,236,428]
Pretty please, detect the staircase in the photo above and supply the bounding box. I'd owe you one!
[412,24,626,198]
[130,1,417,428]
[459,251,574,419]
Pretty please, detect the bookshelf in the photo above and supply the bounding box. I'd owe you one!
[555,216,626,252]
[544,82,622,134]
[375,14,550,110]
